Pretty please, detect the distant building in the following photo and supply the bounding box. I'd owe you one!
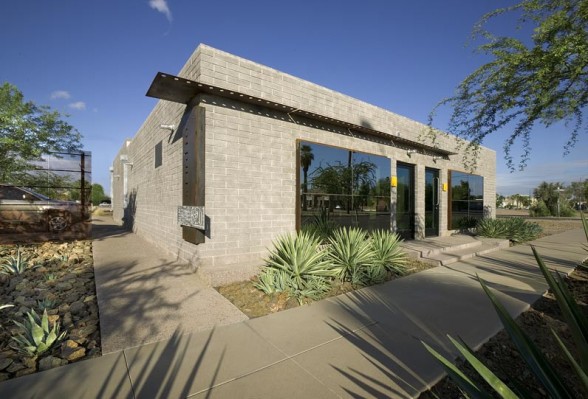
[111,44,496,285]
[504,194,534,209]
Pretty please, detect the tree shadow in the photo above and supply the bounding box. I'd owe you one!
[0,327,224,399]
[122,189,138,231]
[94,257,202,354]
[323,287,461,398]
[323,233,586,398]
[91,218,129,241]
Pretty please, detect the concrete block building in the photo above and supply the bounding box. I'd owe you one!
[111,44,496,285]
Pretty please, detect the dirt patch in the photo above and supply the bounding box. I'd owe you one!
[216,257,435,318]
[531,218,583,238]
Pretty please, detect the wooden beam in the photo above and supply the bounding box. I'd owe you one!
[182,104,206,244]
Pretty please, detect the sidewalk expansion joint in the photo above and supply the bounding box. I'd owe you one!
[187,321,379,397]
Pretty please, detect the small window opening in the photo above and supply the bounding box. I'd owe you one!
[155,141,163,168]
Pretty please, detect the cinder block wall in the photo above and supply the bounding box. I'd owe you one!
[112,44,496,285]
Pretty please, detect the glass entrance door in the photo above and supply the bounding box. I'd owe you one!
[425,168,439,237]
[396,163,414,240]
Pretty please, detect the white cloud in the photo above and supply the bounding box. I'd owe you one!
[149,0,172,22]
[69,101,86,110]
[50,90,71,100]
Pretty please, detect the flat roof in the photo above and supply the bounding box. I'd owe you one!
[146,72,455,156]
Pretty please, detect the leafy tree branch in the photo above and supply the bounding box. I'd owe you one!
[426,0,588,171]
[0,83,83,181]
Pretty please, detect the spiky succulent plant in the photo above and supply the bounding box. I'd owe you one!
[11,309,66,356]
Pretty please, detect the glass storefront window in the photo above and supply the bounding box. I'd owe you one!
[449,171,484,229]
[299,141,391,232]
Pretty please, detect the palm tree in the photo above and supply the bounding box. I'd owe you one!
[300,145,314,211]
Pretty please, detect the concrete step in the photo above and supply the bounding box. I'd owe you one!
[401,236,482,258]
[421,238,509,266]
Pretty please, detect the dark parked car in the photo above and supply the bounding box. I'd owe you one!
[0,184,89,232]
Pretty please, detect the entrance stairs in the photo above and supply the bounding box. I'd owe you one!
[401,234,510,267]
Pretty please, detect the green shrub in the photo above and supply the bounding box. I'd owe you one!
[506,218,542,243]
[327,227,376,286]
[530,200,551,217]
[476,218,508,238]
[370,230,407,275]
[255,231,335,303]
[477,217,542,243]
[559,205,576,217]
[11,309,67,356]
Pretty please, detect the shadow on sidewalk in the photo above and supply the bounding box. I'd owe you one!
[323,230,586,398]
[96,258,202,353]
[91,217,130,241]
[0,328,223,399]
[127,328,223,398]
[323,277,498,398]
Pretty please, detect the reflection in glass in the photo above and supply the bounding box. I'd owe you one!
[299,142,391,232]
[449,171,484,229]
[425,168,439,236]
[396,163,414,239]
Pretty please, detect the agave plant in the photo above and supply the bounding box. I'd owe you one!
[1,247,32,275]
[476,217,542,244]
[255,231,335,303]
[37,298,58,311]
[11,309,67,356]
[327,227,375,286]
[423,213,588,398]
[476,218,508,238]
[370,230,407,275]
[506,218,542,243]
[254,268,289,295]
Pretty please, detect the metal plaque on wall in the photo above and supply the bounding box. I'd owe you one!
[177,206,205,230]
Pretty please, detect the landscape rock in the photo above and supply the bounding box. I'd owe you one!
[62,312,73,327]
[22,356,37,369]
[69,301,85,315]
[56,282,73,292]
[39,356,68,371]
[0,357,13,371]
[61,340,86,361]
[58,304,70,313]
[6,362,24,373]
[15,368,35,378]
[0,240,101,382]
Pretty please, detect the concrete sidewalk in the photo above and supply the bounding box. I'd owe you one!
[0,227,585,398]
[91,217,248,353]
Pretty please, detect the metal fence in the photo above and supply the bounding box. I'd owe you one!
[0,152,92,243]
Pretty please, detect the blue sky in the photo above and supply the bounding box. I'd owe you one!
[1,0,586,196]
